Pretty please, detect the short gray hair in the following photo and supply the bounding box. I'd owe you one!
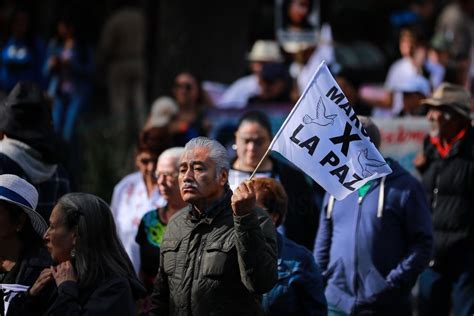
[184,137,230,175]
[158,147,185,169]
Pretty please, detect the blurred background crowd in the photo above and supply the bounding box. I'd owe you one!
[1,0,474,314]
[1,0,473,199]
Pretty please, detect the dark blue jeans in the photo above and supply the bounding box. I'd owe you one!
[418,263,474,316]
[53,92,88,142]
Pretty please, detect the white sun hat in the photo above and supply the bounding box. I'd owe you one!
[247,40,284,63]
[0,174,47,236]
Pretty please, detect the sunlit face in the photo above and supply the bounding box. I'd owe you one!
[43,206,76,263]
[399,33,415,57]
[235,121,272,170]
[178,147,227,210]
[173,73,200,107]
[136,151,159,183]
[156,156,180,201]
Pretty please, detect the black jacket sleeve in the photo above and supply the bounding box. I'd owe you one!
[46,278,135,316]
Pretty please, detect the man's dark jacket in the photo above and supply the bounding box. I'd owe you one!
[150,188,278,315]
[419,126,474,272]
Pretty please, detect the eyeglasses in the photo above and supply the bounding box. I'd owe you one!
[155,171,178,180]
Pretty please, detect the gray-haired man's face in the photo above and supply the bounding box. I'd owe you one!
[178,147,228,210]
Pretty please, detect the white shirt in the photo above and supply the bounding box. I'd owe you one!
[373,57,418,118]
[228,168,274,192]
[110,171,166,274]
[217,74,259,109]
[228,168,285,235]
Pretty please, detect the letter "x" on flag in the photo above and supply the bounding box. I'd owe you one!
[329,122,361,157]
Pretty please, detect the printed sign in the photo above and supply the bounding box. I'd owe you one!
[270,61,392,200]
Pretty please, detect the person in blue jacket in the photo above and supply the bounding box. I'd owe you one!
[254,177,327,316]
[43,12,94,142]
[0,8,46,92]
[314,116,433,316]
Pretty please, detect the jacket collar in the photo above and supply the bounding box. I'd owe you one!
[429,127,469,159]
[187,186,232,224]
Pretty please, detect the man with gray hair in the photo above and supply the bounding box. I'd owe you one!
[150,137,277,315]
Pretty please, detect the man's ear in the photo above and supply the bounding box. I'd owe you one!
[219,169,228,187]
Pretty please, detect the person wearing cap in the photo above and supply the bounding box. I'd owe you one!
[314,117,433,316]
[0,82,70,221]
[0,174,52,316]
[362,28,428,118]
[144,96,179,131]
[398,74,431,116]
[415,83,474,316]
[218,40,284,109]
[248,63,294,105]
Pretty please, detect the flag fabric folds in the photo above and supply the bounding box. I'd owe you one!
[270,61,392,200]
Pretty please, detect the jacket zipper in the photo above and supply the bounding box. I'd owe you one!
[351,195,364,315]
[432,175,440,209]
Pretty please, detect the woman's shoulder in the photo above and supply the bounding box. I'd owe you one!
[93,276,145,299]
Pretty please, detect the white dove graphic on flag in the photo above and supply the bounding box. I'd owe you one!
[268,61,392,200]
[303,96,337,126]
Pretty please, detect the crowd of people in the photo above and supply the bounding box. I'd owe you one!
[1,0,474,315]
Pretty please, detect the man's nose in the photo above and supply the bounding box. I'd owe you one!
[247,141,256,151]
[184,168,195,182]
[156,174,165,185]
[43,228,50,241]
[427,109,436,120]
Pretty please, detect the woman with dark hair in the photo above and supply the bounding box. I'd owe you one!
[43,12,94,142]
[0,7,46,92]
[28,193,145,314]
[111,127,171,274]
[170,71,212,145]
[0,174,51,316]
[229,110,322,250]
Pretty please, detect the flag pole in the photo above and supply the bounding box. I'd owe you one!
[248,60,327,181]
[248,145,273,180]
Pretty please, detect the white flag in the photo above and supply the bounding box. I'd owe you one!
[270,61,392,200]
